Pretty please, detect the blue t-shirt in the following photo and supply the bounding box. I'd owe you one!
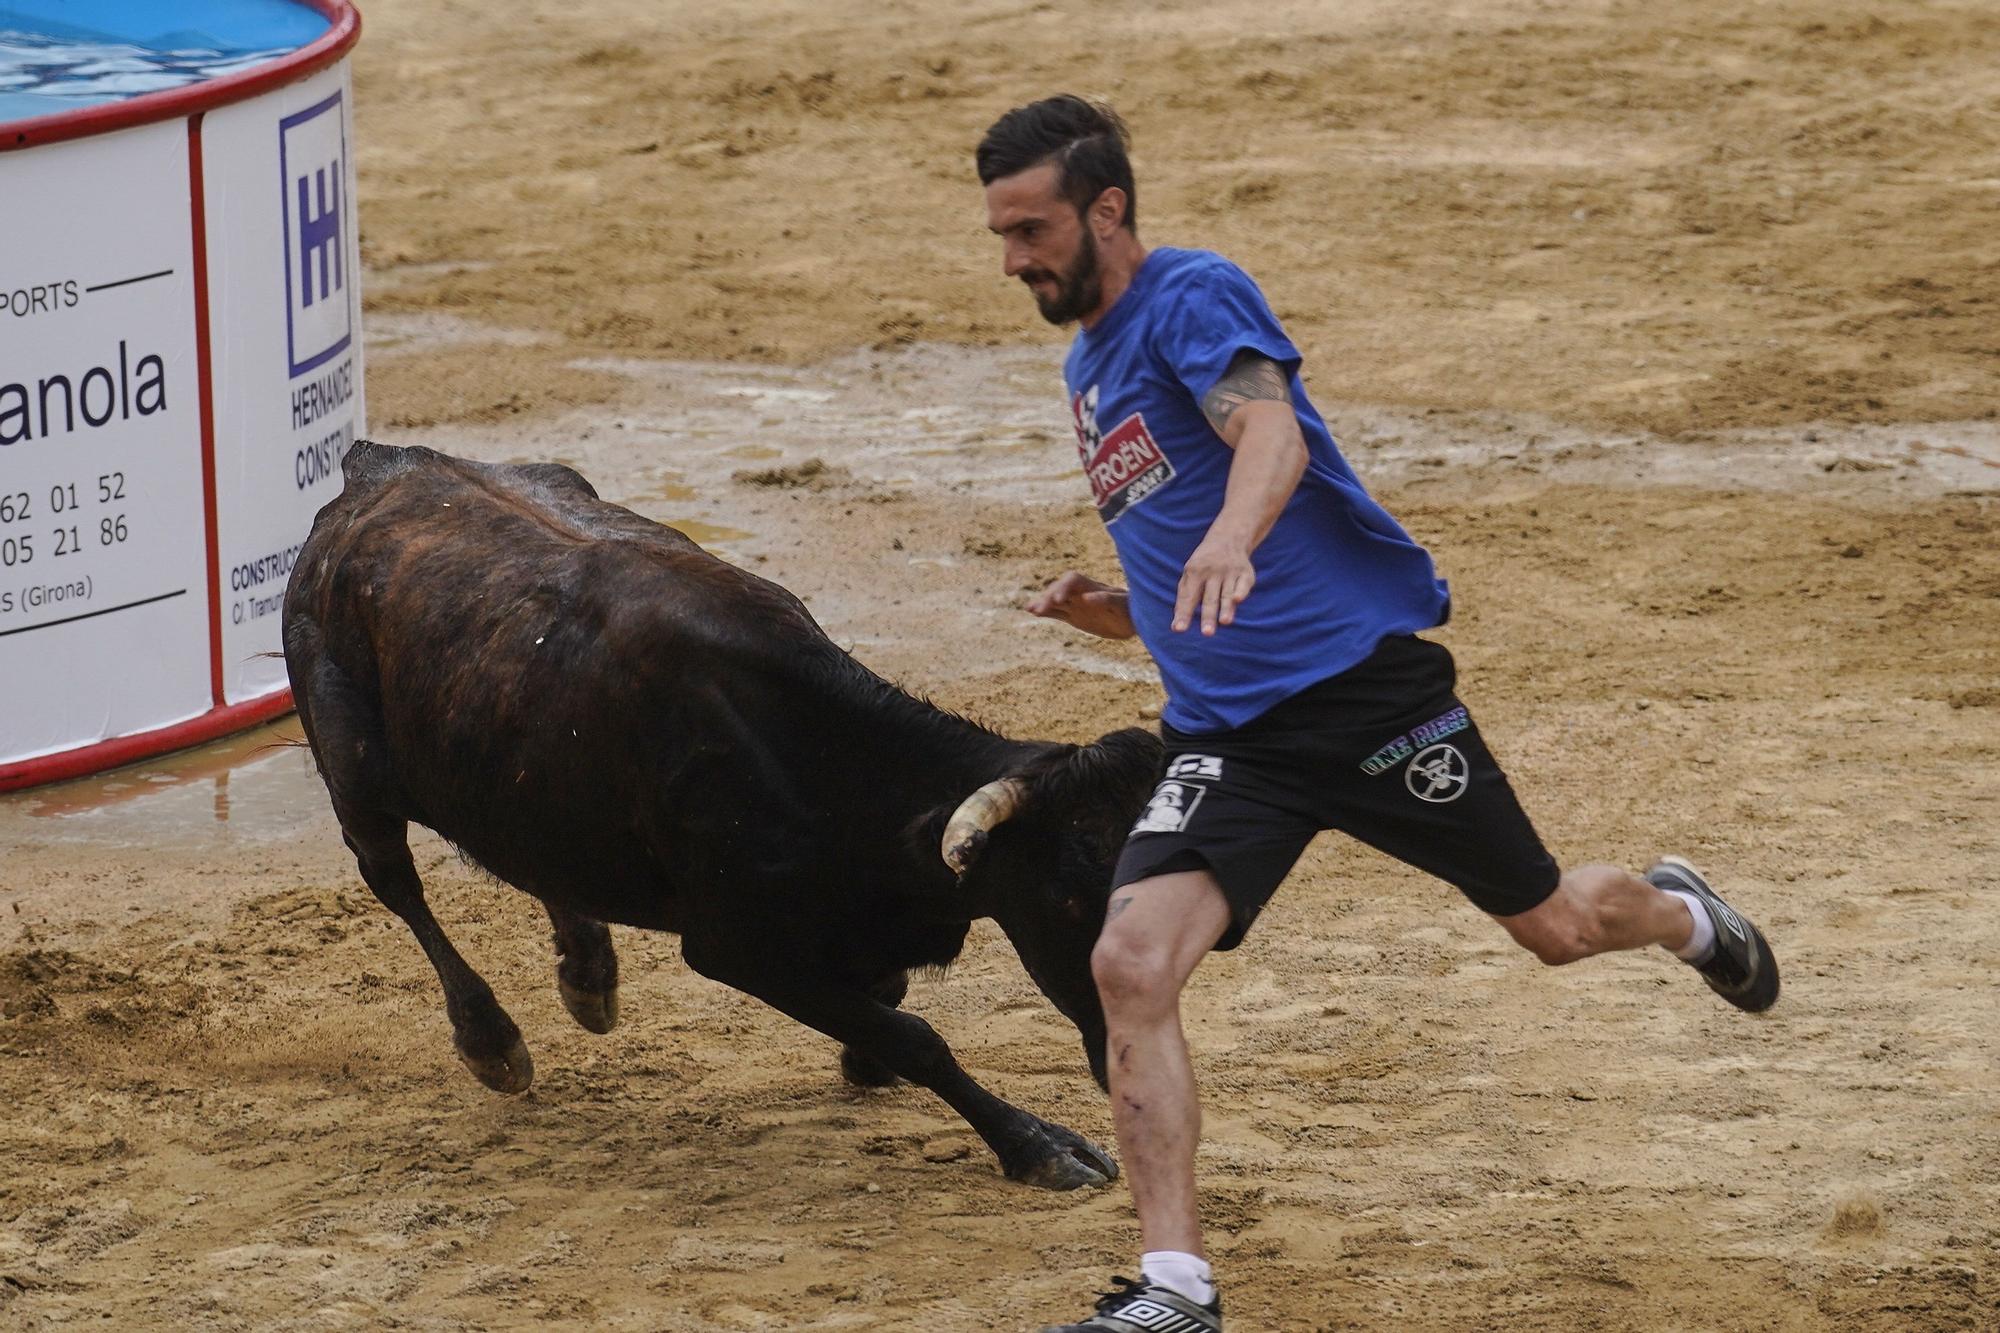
[1062,247,1450,734]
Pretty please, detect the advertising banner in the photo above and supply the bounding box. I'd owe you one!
[0,119,210,765]
[200,61,365,705]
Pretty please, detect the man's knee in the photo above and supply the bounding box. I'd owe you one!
[1087,869,1229,1010]
[1090,929,1184,1013]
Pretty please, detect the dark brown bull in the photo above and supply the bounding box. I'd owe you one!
[281,441,1160,1188]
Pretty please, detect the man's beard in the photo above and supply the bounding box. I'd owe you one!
[1022,228,1103,326]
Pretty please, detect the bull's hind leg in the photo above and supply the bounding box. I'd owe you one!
[546,904,619,1034]
[341,817,535,1093]
[294,645,534,1094]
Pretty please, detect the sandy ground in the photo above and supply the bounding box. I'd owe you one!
[4,0,2000,1328]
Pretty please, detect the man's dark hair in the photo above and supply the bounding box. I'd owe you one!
[976,95,1137,231]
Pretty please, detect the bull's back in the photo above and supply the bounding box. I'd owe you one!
[292,441,743,688]
[284,443,829,925]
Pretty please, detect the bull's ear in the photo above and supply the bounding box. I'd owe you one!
[1033,728,1162,813]
[1085,727,1164,779]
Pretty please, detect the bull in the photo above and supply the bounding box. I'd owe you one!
[281,441,1159,1189]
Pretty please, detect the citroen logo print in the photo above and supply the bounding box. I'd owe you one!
[1406,744,1470,803]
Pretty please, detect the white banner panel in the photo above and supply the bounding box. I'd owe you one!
[202,60,365,706]
[0,118,210,765]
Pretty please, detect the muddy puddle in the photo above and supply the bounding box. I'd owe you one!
[391,334,1999,521]
[0,719,328,851]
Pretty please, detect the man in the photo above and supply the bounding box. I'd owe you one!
[974,95,1780,1333]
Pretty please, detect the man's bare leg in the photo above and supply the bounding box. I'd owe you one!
[1088,869,1233,1257]
[1492,862,1696,964]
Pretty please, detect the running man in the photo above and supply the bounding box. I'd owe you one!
[974,95,1780,1333]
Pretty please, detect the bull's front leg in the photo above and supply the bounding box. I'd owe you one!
[839,970,908,1088]
[682,942,1118,1190]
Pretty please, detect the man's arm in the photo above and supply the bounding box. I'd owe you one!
[1173,349,1310,635]
[1027,570,1137,639]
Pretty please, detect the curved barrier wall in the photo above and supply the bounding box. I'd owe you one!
[0,1,363,790]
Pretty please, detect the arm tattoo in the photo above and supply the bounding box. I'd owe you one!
[1201,349,1293,436]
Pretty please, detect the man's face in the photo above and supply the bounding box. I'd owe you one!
[985,163,1101,326]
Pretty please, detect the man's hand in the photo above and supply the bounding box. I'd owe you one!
[1170,348,1307,634]
[1027,571,1137,639]
[1172,531,1256,635]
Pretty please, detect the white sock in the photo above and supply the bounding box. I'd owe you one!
[1662,889,1716,962]
[1141,1250,1214,1305]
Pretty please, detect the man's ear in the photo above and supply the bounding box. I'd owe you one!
[1090,186,1129,237]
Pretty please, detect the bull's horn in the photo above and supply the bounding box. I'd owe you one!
[941,777,1028,874]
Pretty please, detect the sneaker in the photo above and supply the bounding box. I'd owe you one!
[1041,1276,1222,1332]
[1647,856,1780,1013]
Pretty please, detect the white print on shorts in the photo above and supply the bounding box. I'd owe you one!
[1405,743,1470,803]
[1360,705,1469,776]
[1166,754,1224,781]
[1133,778,1208,835]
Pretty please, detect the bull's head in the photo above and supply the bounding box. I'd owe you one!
[937,727,1162,1088]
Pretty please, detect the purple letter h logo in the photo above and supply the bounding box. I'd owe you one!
[297,162,343,309]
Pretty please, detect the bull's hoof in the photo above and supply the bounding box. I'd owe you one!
[839,1045,902,1088]
[458,1035,535,1094]
[1004,1124,1119,1191]
[559,979,619,1035]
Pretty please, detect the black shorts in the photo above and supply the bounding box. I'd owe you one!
[1112,634,1560,949]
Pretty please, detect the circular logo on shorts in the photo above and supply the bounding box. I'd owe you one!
[1406,743,1469,803]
